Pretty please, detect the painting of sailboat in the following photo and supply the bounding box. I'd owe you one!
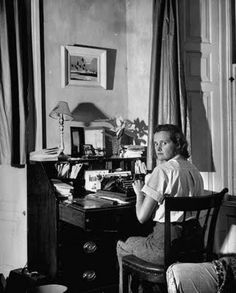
[61,45,107,88]
[70,55,98,81]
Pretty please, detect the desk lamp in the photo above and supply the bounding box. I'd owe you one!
[49,101,73,158]
[72,102,108,126]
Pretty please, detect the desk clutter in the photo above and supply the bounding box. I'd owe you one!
[71,192,132,209]
[30,125,147,162]
[52,158,147,205]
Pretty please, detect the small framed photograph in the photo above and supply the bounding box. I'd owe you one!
[61,45,107,88]
[70,127,85,157]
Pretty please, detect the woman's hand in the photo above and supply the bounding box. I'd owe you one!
[132,179,144,196]
[132,178,157,224]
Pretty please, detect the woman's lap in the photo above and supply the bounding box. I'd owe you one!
[117,222,168,265]
[117,221,183,265]
[117,236,164,265]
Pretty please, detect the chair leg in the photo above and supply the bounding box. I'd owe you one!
[130,276,140,293]
[122,267,129,293]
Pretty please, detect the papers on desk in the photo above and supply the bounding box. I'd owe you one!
[72,194,117,209]
[94,195,128,205]
[52,179,74,198]
[95,190,136,204]
[86,193,128,205]
[71,192,133,209]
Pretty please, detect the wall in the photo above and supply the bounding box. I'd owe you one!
[0,166,27,277]
[44,0,152,153]
[126,0,152,121]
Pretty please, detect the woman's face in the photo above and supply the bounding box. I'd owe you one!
[154,131,177,162]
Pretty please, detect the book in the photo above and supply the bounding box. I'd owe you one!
[51,179,74,197]
[121,145,146,158]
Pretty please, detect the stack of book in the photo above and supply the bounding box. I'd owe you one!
[51,179,74,199]
[56,162,83,179]
[30,147,60,161]
[122,145,146,158]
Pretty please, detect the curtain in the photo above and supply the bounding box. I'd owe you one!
[147,0,190,170]
[0,0,35,166]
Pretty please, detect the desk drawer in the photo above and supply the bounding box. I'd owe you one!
[59,236,117,263]
[59,240,118,291]
[63,267,118,292]
[58,222,118,290]
[59,203,137,232]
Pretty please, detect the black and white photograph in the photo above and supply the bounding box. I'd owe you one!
[0,0,236,293]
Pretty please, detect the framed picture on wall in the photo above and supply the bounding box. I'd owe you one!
[61,45,107,89]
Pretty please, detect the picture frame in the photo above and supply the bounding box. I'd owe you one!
[61,45,107,88]
[84,127,115,157]
[70,126,85,157]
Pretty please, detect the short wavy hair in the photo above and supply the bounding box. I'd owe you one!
[154,124,190,159]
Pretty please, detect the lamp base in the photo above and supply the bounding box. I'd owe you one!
[58,151,69,161]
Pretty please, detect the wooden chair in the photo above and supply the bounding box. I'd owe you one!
[121,188,228,293]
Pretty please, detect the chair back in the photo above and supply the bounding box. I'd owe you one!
[164,188,228,269]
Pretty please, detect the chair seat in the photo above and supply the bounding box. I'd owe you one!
[122,255,165,283]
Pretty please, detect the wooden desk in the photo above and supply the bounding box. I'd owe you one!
[58,201,141,292]
[27,160,150,293]
[59,200,137,232]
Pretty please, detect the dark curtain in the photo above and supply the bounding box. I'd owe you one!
[0,0,35,166]
[147,0,190,170]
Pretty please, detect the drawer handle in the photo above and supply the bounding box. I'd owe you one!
[83,241,97,253]
[82,270,96,281]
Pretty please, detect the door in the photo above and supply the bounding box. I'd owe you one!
[179,0,231,192]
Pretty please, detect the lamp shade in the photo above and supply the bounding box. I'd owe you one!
[49,101,73,121]
[71,102,108,125]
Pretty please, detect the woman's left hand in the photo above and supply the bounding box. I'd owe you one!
[132,179,157,224]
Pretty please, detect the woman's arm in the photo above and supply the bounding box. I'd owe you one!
[133,180,157,224]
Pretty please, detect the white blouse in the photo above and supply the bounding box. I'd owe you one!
[141,155,204,223]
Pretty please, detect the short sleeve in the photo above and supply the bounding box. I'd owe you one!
[141,166,169,203]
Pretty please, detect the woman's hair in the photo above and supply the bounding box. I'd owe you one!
[154,124,190,159]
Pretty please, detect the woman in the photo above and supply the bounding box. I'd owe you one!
[116,124,204,292]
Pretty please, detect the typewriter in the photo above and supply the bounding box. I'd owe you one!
[100,174,135,197]
[95,172,145,203]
